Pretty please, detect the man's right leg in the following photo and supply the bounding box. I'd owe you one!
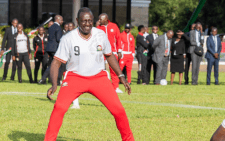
[206,58,213,85]
[89,71,134,141]
[155,61,163,84]
[41,52,54,82]
[44,72,85,141]
[2,52,11,79]
[16,54,23,81]
[191,53,198,85]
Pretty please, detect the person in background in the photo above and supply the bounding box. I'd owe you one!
[39,15,63,85]
[204,24,209,35]
[136,25,149,84]
[68,22,75,31]
[97,13,123,93]
[189,22,204,85]
[205,27,221,85]
[33,27,48,83]
[146,26,158,84]
[152,30,174,85]
[170,30,189,85]
[12,24,33,83]
[184,23,196,85]
[63,23,69,34]
[119,23,135,85]
[1,18,18,81]
[143,27,149,38]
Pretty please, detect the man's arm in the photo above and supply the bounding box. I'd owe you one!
[56,28,63,43]
[115,27,122,59]
[1,28,8,57]
[138,36,148,49]
[190,31,198,46]
[218,38,222,54]
[206,38,215,55]
[152,37,160,49]
[47,59,62,100]
[105,54,131,95]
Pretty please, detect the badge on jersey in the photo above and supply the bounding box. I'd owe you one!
[62,82,68,87]
[110,29,114,32]
[97,45,102,51]
[130,38,132,41]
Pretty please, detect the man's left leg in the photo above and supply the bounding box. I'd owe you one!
[126,54,133,84]
[161,56,169,79]
[89,72,134,141]
[214,59,219,85]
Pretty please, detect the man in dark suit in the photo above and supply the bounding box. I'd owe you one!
[205,27,221,85]
[184,23,196,85]
[39,15,63,85]
[146,26,158,84]
[152,30,174,85]
[136,25,149,84]
[0,19,18,81]
[189,22,204,85]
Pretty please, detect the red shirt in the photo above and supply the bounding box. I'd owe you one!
[97,20,122,53]
[120,31,135,54]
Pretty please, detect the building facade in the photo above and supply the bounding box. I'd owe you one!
[0,0,151,27]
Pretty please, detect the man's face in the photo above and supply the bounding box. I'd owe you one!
[196,24,201,31]
[12,20,18,28]
[98,15,107,26]
[145,27,148,33]
[191,24,196,30]
[125,28,130,33]
[39,27,45,35]
[64,24,68,31]
[58,17,64,25]
[152,26,158,34]
[167,32,174,39]
[17,24,23,32]
[212,29,217,36]
[68,23,74,31]
[78,12,93,34]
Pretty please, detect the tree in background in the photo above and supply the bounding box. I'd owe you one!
[149,0,200,32]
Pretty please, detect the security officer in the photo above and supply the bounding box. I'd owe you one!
[33,26,48,83]
[136,25,149,84]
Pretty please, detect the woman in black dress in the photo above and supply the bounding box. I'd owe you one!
[170,30,190,85]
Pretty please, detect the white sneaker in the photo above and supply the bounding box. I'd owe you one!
[71,105,80,109]
[116,88,123,93]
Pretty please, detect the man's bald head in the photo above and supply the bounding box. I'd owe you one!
[12,18,18,28]
[55,15,63,25]
[98,13,109,26]
[212,27,218,36]
[191,23,196,30]
[166,30,174,39]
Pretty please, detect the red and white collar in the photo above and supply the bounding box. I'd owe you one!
[77,27,92,41]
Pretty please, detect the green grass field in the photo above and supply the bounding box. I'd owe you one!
[0,69,225,141]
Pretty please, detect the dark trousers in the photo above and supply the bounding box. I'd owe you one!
[207,58,219,84]
[34,52,48,82]
[3,51,16,79]
[136,52,147,82]
[42,52,61,84]
[184,53,192,84]
[145,56,157,84]
[16,52,33,82]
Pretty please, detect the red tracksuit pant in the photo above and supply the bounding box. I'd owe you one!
[44,71,134,141]
[119,54,134,83]
[109,54,120,89]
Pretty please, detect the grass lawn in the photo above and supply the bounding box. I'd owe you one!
[0,69,225,141]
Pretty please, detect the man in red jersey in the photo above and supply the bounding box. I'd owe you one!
[97,13,123,93]
[119,23,135,84]
[44,7,134,141]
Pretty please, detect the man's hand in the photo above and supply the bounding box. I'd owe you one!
[200,25,203,33]
[119,76,131,95]
[177,30,184,35]
[47,85,57,100]
[12,56,16,61]
[146,40,149,44]
[29,54,32,60]
[214,53,219,59]
[118,52,122,60]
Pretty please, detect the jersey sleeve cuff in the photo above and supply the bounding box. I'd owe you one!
[104,52,112,56]
[54,56,67,64]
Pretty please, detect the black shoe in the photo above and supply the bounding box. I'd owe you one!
[30,80,34,84]
[38,79,46,84]
[215,83,219,85]
[185,82,188,85]
[19,79,22,83]
[2,78,6,81]
[137,80,141,84]
[10,78,14,81]
[192,83,198,85]
[207,84,210,85]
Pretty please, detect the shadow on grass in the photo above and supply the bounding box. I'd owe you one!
[8,131,84,141]
[36,98,56,104]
